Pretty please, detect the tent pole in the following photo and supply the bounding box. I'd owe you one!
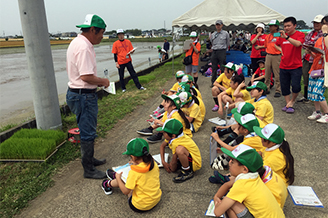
[172,26,175,75]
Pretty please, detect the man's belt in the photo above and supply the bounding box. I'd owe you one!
[68,87,97,94]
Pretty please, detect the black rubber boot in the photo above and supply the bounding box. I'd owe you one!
[80,141,106,179]
[93,158,106,166]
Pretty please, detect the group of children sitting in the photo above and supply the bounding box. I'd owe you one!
[100,66,295,217]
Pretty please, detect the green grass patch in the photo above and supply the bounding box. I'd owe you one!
[128,74,156,85]
[0,129,66,160]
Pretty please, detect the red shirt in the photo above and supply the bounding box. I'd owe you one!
[185,41,201,66]
[276,31,305,69]
[250,34,267,58]
[254,68,265,77]
[112,39,133,65]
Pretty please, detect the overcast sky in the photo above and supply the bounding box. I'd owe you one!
[0,0,327,36]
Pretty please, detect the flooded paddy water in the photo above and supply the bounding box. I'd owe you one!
[0,41,183,126]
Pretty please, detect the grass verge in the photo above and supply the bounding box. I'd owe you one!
[0,54,185,217]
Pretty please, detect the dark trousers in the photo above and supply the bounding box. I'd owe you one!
[211,49,226,84]
[118,61,142,90]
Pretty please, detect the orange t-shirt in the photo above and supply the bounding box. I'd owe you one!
[185,41,201,66]
[264,34,281,55]
[112,39,133,65]
[309,37,328,73]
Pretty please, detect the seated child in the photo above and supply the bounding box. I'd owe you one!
[254,123,295,186]
[180,74,202,100]
[218,74,250,116]
[137,94,192,143]
[101,138,162,212]
[248,60,275,87]
[213,144,285,218]
[212,145,287,210]
[211,62,235,112]
[246,81,274,125]
[178,91,202,132]
[157,118,202,183]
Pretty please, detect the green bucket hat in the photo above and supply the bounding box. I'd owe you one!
[161,94,181,109]
[221,144,263,172]
[268,19,280,26]
[156,118,183,135]
[178,82,190,93]
[181,74,194,83]
[231,102,255,115]
[253,123,285,144]
[122,138,149,157]
[178,91,193,106]
[224,62,236,71]
[76,14,106,29]
[246,81,267,92]
[234,113,259,132]
[175,71,185,79]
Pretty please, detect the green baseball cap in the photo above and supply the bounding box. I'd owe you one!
[234,113,259,132]
[122,138,149,157]
[156,118,183,135]
[181,74,194,83]
[231,102,255,115]
[175,71,185,79]
[178,82,190,93]
[268,19,280,26]
[161,94,181,109]
[178,91,192,106]
[246,81,267,91]
[224,62,236,71]
[221,144,263,172]
[157,45,161,49]
[76,14,106,29]
[189,31,197,37]
[253,123,285,144]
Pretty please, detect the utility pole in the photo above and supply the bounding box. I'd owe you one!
[18,0,62,130]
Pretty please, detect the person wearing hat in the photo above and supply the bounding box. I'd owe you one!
[275,17,305,114]
[210,20,230,86]
[178,91,202,132]
[137,93,192,142]
[246,81,274,125]
[211,62,234,111]
[249,59,274,87]
[250,23,267,73]
[213,144,285,218]
[112,29,146,93]
[299,14,324,103]
[254,123,295,186]
[101,138,162,212]
[157,45,164,62]
[180,74,202,100]
[263,19,282,97]
[184,31,201,84]
[157,119,202,183]
[66,14,109,179]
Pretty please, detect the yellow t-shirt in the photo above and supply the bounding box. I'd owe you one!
[162,111,192,138]
[227,175,285,218]
[125,162,162,211]
[264,170,288,209]
[215,73,231,89]
[240,89,251,101]
[247,98,274,125]
[263,148,288,185]
[169,134,202,171]
[170,82,180,92]
[182,102,202,132]
[225,87,235,100]
[196,96,206,122]
[242,134,265,153]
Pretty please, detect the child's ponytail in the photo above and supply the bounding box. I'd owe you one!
[192,95,200,105]
[141,147,154,171]
[279,140,295,185]
[178,109,191,129]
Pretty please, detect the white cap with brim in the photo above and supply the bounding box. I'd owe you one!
[255,23,265,30]
[117,29,124,34]
[189,31,197,37]
[312,15,324,23]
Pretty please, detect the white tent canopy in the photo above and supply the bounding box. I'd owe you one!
[172,0,286,30]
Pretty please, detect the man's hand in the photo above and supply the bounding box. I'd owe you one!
[116,62,120,69]
[102,78,110,88]
[163,162,171,173]
[279,30,287,39]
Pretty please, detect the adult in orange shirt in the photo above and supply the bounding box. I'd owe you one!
[264,20,282,97]
[112,29,145,92]
[184,31,201,84]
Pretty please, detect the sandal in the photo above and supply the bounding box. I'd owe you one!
[286,107,295,113]
[282,106,288,112]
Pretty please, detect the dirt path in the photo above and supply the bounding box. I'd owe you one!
[16,71,328,218]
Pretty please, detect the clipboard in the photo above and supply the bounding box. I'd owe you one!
[183,40,193,50]
[287,186,324,208]
[209,136,218,166]
[302,44,324,55]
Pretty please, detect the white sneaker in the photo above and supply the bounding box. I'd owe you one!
[122,89,126,93]
[139,87,146,90]
[307,111,321,120]
[317,114,328,123]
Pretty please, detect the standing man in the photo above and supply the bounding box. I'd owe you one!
[298,14,324,103]
[66,14,109,179]
[112,29,146,92]
[264,19,282,97]
[210,20,230,86]
[275,17,305,113]
[163,38,170,60]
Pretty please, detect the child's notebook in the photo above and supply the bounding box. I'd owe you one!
[287,186,324,208]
